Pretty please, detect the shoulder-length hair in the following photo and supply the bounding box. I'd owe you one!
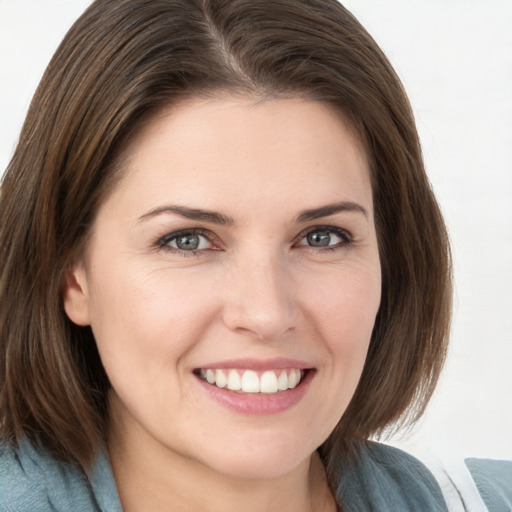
[0,0,451,479]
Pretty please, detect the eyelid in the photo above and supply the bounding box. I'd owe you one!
[156,228,220,254]
[293,225,354,248]
[154,225,354,256]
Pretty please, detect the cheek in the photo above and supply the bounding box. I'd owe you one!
[301,260,381,409]
[293,264,380,440]
[87,265,219,377]
[305,264,381,344]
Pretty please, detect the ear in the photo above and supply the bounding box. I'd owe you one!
[61,262,91,326]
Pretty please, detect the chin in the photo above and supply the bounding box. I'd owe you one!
[195,430,318,480]
[212,452,310,480]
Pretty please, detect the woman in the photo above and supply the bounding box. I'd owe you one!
[0,0,464,510]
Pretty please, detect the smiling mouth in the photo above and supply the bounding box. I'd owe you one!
[194,368,307,394]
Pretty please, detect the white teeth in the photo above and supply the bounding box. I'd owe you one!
[198,368,304,393]
[260,371,278,393]
[289,369,300,388]
[287,369,296,388]
[241,370,260,393]
[227,369,242,391]
[277,371,288,391]
[215,369,227,388]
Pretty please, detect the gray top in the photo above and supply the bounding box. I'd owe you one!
[0,440,122,512]
[1,439,511,511]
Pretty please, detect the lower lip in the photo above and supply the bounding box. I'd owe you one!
[195,370,314,415]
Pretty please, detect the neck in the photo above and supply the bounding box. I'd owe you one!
[107,408,336,512]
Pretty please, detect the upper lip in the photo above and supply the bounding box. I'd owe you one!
[195,358,313,371]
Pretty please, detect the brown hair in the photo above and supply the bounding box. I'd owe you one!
[0,0,451,479]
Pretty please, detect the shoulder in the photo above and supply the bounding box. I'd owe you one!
[0,440,121,512]
[333,440,448,511]
[0,441,52,512]
[464,457,512,510]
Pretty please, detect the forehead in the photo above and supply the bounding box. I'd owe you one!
[104,96,373,221]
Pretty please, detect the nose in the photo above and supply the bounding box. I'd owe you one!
[221,254,299,341]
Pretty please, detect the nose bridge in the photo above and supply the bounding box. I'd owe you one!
[222,246,297,340]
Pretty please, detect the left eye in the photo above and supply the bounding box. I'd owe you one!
[297,228,348,248]
[161,231,213,251]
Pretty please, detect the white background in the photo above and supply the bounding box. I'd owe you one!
[1,1,511,461]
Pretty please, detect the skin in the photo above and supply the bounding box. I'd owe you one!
[63,96,381,512]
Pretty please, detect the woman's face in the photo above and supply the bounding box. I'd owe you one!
[63,97,381,479]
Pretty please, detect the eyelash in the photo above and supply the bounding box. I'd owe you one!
[294,225,353,252]
[155,226,353,257]
[156,228,216,257]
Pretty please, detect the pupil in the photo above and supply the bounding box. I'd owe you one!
[177,234,199,250]
[307,231,331,247]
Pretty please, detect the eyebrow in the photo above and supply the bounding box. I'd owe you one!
[139,205,235,225]
[295,201,369,223]
[138,200,368,226]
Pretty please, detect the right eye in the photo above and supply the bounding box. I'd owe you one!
[157,230,214,254]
